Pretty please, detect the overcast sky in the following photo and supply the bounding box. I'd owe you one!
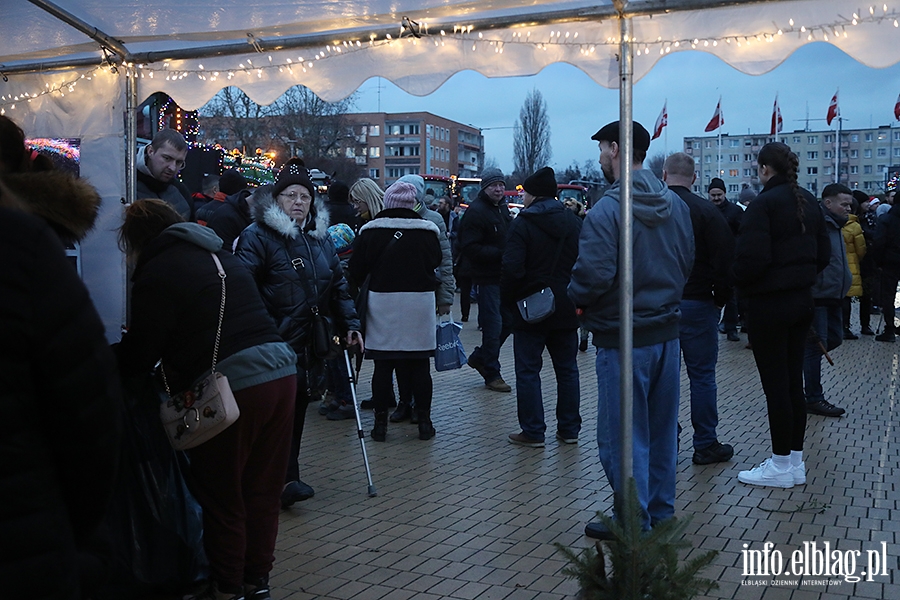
[351,42,900,175]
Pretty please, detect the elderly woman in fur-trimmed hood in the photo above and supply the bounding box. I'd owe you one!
[234,158,361,508]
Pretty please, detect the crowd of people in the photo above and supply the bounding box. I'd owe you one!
[3,115,900,599]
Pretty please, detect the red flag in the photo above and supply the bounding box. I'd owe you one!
[894,92,900,121]
[771,95,783,135]
[826,90,839,125]
[651,102,667,140]
[704,98,724,132]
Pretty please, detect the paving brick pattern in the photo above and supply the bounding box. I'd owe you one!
[271,302,899,599]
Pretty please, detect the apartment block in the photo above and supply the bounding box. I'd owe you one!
[342,112,484,187]
[684,124,900,198]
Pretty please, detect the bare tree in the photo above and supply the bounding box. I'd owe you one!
[481,155,500,174]
[269,86,358,161]
[198,87,273,153]
[512,88,552,179]
[646,152,666,180]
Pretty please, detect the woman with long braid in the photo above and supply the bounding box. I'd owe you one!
[733,142,830,488]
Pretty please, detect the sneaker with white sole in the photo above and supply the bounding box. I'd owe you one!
[737,459,794,488]
[791,462,806,485]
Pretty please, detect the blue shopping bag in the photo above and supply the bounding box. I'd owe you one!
[435,318,467,371]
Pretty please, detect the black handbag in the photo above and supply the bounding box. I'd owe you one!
[515,232,567,324]
[288,248,341,361]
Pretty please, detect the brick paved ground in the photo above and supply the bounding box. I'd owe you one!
[271,299,899,600]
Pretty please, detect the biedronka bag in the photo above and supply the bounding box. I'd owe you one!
[160,253,240,450]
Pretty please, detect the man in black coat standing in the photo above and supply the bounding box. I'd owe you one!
[873,196,900,342]
[709,177,744,341]
[457,168,513,392]
[663,153,735,465]
[501,167,582,446]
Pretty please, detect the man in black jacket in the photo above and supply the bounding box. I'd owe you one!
[501,167,582,446]
[873,197,900,342]
[709,177,744,341]
[135,128,192,219]
[663,153,735,465]
[457,168,513,392]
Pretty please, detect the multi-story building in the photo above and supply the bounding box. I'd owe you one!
[342,112,484,187]
[684,124,900,197]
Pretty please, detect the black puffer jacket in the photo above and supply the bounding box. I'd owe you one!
[873,203,900,272]
[501,196,582,331]
[235,192,360,353]
[735,174,830,298]
[0,200,120,599]
[206,189,253,251]
[456,190,512,284]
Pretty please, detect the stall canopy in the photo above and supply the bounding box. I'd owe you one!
[1,0,898,339]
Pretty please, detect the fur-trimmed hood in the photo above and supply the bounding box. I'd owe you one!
[1,171,101,244]
[251,188,330,240]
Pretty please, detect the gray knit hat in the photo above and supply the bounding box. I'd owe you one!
[479,168,505,190]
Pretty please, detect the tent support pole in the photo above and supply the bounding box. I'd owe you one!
[125,69,137,206]
[616,14,635,518]
[27,0,130,60]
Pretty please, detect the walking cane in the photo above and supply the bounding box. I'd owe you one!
[807,327,834,366]
[343,346,377,497]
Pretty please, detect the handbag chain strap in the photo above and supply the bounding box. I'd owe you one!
[161,252,226,396]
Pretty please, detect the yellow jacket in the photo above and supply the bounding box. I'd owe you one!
[842,214,867,297]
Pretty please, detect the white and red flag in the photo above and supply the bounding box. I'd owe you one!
[770,94,783,135]
[894,92,900,121]
[704,97,724,132]
[651,101,668,140]
[826,90,840,125]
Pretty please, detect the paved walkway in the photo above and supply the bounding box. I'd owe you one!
[272,302,899,600]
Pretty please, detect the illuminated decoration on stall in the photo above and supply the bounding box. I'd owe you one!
[0,5,897,112]
[158,97,200,142]
[223,148,276,186]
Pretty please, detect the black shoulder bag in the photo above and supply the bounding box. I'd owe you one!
[516,232,567,324]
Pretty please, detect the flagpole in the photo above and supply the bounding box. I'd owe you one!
[834,88,841,184]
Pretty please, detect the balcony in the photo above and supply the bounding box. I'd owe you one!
[355,156,367,165]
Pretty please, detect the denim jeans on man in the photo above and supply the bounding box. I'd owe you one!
[513,328,581,441]
[803,304,842,404]
[596,339,680,530]
[468,284,512,381]
[679,299,721,451]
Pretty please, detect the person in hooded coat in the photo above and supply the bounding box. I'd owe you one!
[234,159,362,508]
[501,167,582,448]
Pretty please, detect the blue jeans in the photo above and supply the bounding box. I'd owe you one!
[803,304,842,404]
[513,328,581,441]
[679,299,720,451]
[596,340,680,530]
[468,284,512,381]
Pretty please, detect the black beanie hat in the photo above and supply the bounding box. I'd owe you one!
[591,121,651,152]
[273,158,314,198]
[328,181,350,203]
[523,166,557,198]
[708,178,726,193]
[218,169,248,195]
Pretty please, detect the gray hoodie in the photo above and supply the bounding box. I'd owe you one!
[568,169,694,348]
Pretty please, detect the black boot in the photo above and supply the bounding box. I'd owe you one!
[417,411,435,440]
[371,410,388,441]
[389,401,412,423]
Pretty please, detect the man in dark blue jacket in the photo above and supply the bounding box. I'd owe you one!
[663,153,735,465]
[501,167,582,447]
[457,168,513,392]
[569,121,694,539]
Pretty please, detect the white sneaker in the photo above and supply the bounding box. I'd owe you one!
[737,459,794,488]
[791,462,806,485]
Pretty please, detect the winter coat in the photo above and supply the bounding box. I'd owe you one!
[325,198,362,232]
[136,145,193,220]
[841,214,867,297]
[810,206,851,303]
[456,190,512,284]
[348,208,442,358]
[716,199,744,237]
[116,223,296,394]
[873,203,900,273]
[0,193,120,599]
[205,189,253,252]
[670,185,735,306]
[501,196,582,331]
[414,202,455,306]
[734,174,830,298]
[568,170,694,349]
[234,193,360,357]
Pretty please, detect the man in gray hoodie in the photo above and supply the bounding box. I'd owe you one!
[569,121,694,539]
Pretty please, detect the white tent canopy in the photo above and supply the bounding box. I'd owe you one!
[2,0,898,338]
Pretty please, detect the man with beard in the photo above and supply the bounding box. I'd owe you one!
[803,183,851,417]
[569,121,693,539]
[135,128,192,220]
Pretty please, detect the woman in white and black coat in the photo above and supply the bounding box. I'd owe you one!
[349,181,443,441]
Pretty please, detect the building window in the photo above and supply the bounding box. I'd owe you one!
[864,149,872,158]
[807,167,818,175]
[824,134,835,143]
[345,148,355,159]
[744,153,753,161]
[729,154,739,162]
[878,132,888,140]
[864,165,873,174]
[865,133,873,142]
[895,148,900,157]
[824,150,833,159]
[369,125,380,136]
[824,166,832,175]
[705,141,712,148]
[704,155,711,163]
[728,184,740,193]
[850,134,858,142]
[369,168,380,179]
[729,169,739,177]
[369,147,380,158]
[793,136,801,143]
[730,139,740,147]
[744,168,753,177]
[807,136,818,144]
[877,148,887,157]
[807,152,818,160]
[692,141,700,149]
[850,149,858,158]
[850,165,859,174]
[409,124,420,135]
[426,124,433,136]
